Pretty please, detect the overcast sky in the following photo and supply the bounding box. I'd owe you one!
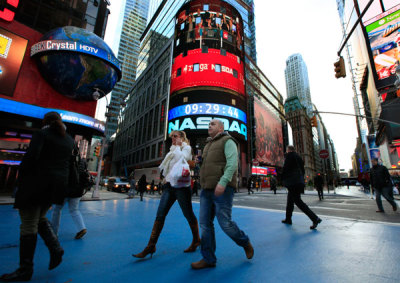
[102,0,358,171]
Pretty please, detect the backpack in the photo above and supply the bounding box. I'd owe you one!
[68,147,94,197]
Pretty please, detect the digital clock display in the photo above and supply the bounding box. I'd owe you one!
[168,103,247,123]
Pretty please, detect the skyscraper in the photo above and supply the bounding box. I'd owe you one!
[284,53,313,116]
[106,0,149,138]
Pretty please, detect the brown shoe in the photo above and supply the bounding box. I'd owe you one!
[75,229,87,239]
[191,259,216,270]
[244,242,254,259]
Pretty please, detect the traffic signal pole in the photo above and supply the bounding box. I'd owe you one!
[92,137,105,199]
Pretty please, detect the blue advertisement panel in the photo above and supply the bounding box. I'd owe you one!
[0,98,105,133]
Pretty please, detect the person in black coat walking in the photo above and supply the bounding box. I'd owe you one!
[137,174,147,201]
[314,174,324,200]
[1,112,74,282]
[370,158,397,213]
[281,146,322,230]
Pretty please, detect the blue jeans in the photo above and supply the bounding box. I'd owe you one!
[155,183,197,224]
[51,197,86,235]
[200,186,250,264]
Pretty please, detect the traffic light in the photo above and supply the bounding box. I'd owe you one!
[334,56,346,78]
[311,115,318,127]
[94,145,101,157]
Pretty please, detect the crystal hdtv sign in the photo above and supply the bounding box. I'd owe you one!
[0,27,28,97]
[364,4,400,88]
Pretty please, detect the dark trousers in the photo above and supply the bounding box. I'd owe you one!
[375,186,397,211]
[19,205,51,235]
[286,184,318,222]
[316,186,323,200]
[156,183,197,225]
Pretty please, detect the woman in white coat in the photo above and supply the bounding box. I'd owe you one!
[133,131,200,258]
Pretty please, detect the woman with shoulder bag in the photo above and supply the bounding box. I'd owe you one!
[1,112,74,282]
[133,130,200,258]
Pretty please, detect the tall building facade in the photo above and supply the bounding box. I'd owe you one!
[336,0,400,176]
[284,53,313,116]
[106,0,149,138]
[112,0,284,182]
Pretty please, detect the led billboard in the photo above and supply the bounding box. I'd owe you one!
[254,97,284,167]
[0,27,28,97]
[364,4,400,88]
[170,0,245,95]
[168,89,247,141]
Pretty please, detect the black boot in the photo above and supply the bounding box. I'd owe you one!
[38,220,64,270]
[0,234,37,282]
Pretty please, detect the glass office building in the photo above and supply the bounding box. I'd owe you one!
[106,0,149,138]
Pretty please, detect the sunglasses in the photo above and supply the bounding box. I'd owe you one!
[171,134,180,138]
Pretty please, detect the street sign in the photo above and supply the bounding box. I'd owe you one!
[319,149,329,159]
[252,160,259,166]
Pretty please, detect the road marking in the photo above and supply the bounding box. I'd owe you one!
[231,204,400,227]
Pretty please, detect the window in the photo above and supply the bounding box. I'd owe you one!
[151,144,156,159]
[193,63,200,72]
[183,97,188,103]
[215,64,221,72]
[176,38,180,46]
[180,22,185,30]
[233,69,238,78]
[220,49,226,56]
[158,142,164,158]
[153,105,159,139]
[195,17,201,24]
[203,4,209,11]
[202,46,208,53]
[177,68,182,77]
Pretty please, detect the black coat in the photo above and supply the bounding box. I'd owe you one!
[14,128,75,209]
[281,151,305,188]
[370,164,392,189]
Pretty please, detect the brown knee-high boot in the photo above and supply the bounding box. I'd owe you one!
[132,220,164,258]
[184,220,201,253]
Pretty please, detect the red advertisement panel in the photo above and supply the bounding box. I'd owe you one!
[170,48,244,95]
[254,97,284,167]
[0,21,96,117]
[251,166,277,176]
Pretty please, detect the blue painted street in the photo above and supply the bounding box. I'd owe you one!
[1,197,399,283]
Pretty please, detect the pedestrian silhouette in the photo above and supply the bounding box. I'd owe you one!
[1,112,74,281]
[281,145,322,230]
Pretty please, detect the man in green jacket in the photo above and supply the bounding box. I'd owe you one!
[191,119,254,270]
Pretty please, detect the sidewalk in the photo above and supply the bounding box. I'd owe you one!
[0,197,399,282]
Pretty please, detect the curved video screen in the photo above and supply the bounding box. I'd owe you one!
[171,0,245,95]
[168,102,247,123]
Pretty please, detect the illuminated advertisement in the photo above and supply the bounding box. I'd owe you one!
[168,115,247,140]
[251,166,277,176]
[0,98,105,133]
[364,4,400,86]
[30,39,120,72]
[254,97,284,167]
[0,0,19,22]
[0,27,28,97]
[171,0,245,95]
[168,102,247,123]
[168,89,247,141]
